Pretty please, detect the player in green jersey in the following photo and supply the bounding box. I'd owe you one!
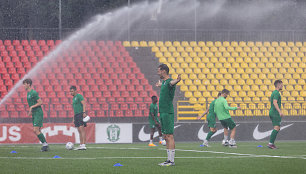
[70,86,87,150]
[197,92,229,147]
[214,89,240,148]
[23,79,49,152]
[267,80,283,149]
[156,64,181,166]
[148,96,163,146]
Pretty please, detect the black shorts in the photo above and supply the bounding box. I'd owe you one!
[74,113,87,127]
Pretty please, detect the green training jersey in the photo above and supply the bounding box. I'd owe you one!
[214,96,237,120]
[159,78,176,113]
[149,103,159,124]
[72,93,84,115]
[27,89,43,113]
[269,90,281,115]
[207,99,217,120]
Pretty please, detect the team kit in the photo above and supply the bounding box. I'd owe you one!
[23,64,284,166]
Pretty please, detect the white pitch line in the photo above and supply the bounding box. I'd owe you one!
[172,148,306,160]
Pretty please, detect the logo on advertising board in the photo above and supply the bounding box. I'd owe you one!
[107,124,120,142]
[41,125,80,143]
[95,123,132,143]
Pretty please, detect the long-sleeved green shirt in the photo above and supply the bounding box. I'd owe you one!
[214,96,237,120]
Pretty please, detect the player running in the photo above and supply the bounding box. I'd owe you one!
[267,80,283,149]
[70,86,87,150]
[214,89,240,148]
[156,64,181,167]
[148,96,164,146]
[23,79,49,152]
[197,92,229,147]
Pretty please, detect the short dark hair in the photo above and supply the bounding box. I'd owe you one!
[70,86,77,91]
[221,89,230,94]
[158,64,169,74]
[274,80,283,87]
[22,79,32,86]
[151,96,157,100]
[217,92,222,97]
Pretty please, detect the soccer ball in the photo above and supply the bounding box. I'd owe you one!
[161,140,166,146]
[66,142,74,150]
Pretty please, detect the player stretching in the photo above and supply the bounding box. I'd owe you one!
[214,89,240,148]
[156,64,181,166]
[267,80,283,149]
[197,92,229,147]
[23,79,49,151]
[70,86,87,150]
[148,96,164,146]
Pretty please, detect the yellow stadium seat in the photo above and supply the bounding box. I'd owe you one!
[164,52,172,58]
[198,41,205,47]
[123,41,131,47]
[185,91,193,98]
[180,62,188,68]
[185,46,193,52]
[189,85,197,91]
[198,86,206,91]
[215,41,222,47]
[172,62,179,68]
[298,79,305,85]
[216,62,223,68]
[243,85,250,91]
[148,41,155,46]
[139,41,147,47]
[160,46,167,52]
[220,79,228,85]
[189,74,197,80]
[177,46,184,52]
[185,79,193,86]
[198,73,206,80]
[203,91,211,98]
[251,85,259,91]
[289,79,297,85]
[250,73,258,79]
[241,74,249,79]
[194,79,201,86]
[239,91,246,97]
[152,46,159,52]
[173,52,180,57]
[190,41,197,47]
[193,46,201,53]
[207,85,215,91]
[189,98,197,104]
[171,74,178,79]
[180,85,188,91]
[156,41,164,47]
[189,62,197,68]
[181,41,189,47]
[229,79,237,85]
[159,57,166,63]
[206,41,213,47]
[222,41,229,47]
[256,91,265,98]
[194,68,201,74]
[296,68,303,74]
[301,91,306,97]
[237,79,245,85]
[279,42,287,47]
[185,68,193,74]
[164,41,172,47]
[293,74,300,79]
[255,79,262,85]
[198,98,206,104]
[180,74,188,80]
[264,79,272,85]
[215,73,223,80]
[168,46,176,52]
[194,91,202,98]
[173,41,180,47]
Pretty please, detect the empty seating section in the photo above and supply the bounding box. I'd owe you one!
[0,40,156,118]
[124,41,306,116]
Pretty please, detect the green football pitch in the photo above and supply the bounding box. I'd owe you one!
[1,141,305,174]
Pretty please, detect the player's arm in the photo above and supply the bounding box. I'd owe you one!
[170,74,181,86]
[81,100,86,117]
[30,98,43,109]
[273,99,283,116]
[197,108,209,120]
[223,100,238,110]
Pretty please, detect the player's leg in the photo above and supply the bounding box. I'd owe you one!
[158,113,175,166]
[74,113,86,150]
[222,128,229,146]
[203,118,217,147]
[227,118,237,148]
[33,112,49,151]
[156,124,164,144]
[149,127,156,146]
[268,115,281,149]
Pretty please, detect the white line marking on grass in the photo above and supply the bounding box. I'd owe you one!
[172,148,306,160]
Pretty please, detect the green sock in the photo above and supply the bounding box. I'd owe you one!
[269,129,279,144]
[206,131,215,141]
[37,133,46,143]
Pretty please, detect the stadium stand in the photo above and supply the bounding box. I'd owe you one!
[124,41,306,117]
[0,40,156,118]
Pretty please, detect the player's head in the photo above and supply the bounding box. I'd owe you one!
[151,95,158,104]
[221,89,230,98]
[22,78,32,90]
[69,86,77,96]
[158,64,169,79]
[217,92,221,98]
[274,80,283,90]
